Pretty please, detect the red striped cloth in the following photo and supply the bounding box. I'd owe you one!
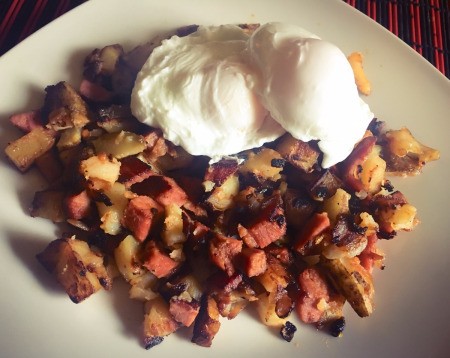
[0,0,449,78]
[345,0,449,78]
[0,0,86,54]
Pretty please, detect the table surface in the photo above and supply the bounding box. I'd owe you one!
[0,0,449,79]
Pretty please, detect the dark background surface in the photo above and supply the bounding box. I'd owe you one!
[0,0,449,78]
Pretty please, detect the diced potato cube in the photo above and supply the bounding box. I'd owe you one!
[320,256,374,317]
[30,189,66,223]
[256,258,290,293]
[80,153,121,185]
[380,203,418,232]
[240,148,284,181]
[92,131,146,159]
[385,127,440,163]
[36,235,111,303]
[129,271,159,301]
[360,145,386,194]
[206,174,239,211]
[45,81,90,130]
[276,133,319,172]
[97,182,128,235]
[5,127,55,172]
[56,126,82,151]
[322,188,351,225]
[256,291,287,327]
[99,44,124,75]
[358,212,379,236]
[114,234,145,283]
[163,204,186,247]
[143,296,180,349]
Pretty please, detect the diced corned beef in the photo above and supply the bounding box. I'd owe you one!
[79,79,113,102]
[131,175,188,207]
[146,136,170,159]
[294,212,330,254]
[264,246,293,266]
[169,297,200,327]
[182,201,208,218]
[119,156,156,188]
[142,129,163,149]
[370,190,408,208]
[296,267,330,323]
[10,110,43,132]
[237,248,267,277]
[142,241,180,278]
[238,194,286,249]
[207,272,243,293]
[160,175,207,217]
[182,211,211,250]
[142,128,175,160]
[297,296,323,324]
[204,159,238,186]
[175,176,204,202]
[122,196,163,242]
[339,136,377,192]
[209,234,243,276]
[64,190,92,220]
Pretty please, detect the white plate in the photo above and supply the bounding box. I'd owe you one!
[0,0,449,357]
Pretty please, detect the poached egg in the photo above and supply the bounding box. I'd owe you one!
[131,22,374,167]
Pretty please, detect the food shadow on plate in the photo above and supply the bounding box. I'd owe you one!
[6,230,65,296]
[109,278,145,344]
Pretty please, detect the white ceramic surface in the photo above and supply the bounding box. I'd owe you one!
[0,1,449,357]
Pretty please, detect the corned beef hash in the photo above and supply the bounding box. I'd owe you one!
[4,23,439,349]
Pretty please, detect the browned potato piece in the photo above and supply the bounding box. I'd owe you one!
[44,81,90,130]
[256,291,287,327]
[383,127,440,176]
[143,296,180,349]
[191,295,221,347]
[34,149,64,184]
[80,153,121,186]
[205,174,239,211]
[320,256,374,317]
[84,44,124,79]
[96,182,128,235]
[162,204,186,247]
[256,256,291,293]
[56,127,82,151]
[129,272,159,301]
[30,189,66,223]
[5,126,55,172]
[114,234,146,283]
[240,148,284,181]
[276,133,319,172]
[36,235,112,303]
[98,45,124,75]
[378,203,418,232]
[322,188,351,225]
[92,131,146,159]
[359,145,386,194]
